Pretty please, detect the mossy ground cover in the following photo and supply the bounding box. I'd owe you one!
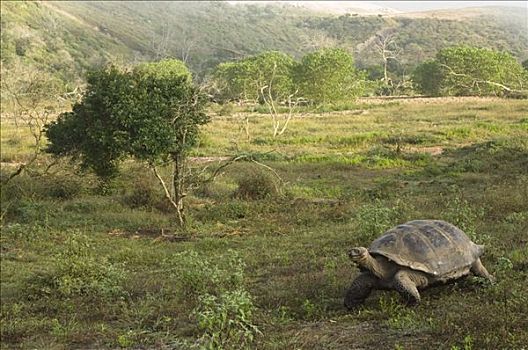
[1,97,527,349]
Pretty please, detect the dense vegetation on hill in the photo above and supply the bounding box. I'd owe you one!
[1,1,526,88]
[304,9,528,71]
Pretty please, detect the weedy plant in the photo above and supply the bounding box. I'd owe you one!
[26,232,127,300]
[442,193,486,243]
[167,249,245,298]
[378,296,422,331]
[233,164,282,200]
[194,289,261,350]
[450,335,474,350]
[354,199,414,242]
[164,249,261,349]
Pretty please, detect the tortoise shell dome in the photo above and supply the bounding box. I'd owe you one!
[369,220,483,276]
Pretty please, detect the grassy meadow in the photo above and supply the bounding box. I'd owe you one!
[1,97,527,349]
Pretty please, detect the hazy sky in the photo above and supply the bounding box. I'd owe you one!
[368,1,527,12]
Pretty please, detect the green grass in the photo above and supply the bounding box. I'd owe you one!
[1,97,528,349]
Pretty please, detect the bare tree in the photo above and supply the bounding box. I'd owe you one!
[149,20,174,60]
[1,64,77,184]
[372,31,402,85]
[179,29,202,64]
[260,84,300,138]
[257,63,301,138]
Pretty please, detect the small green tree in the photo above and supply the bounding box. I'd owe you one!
[45,59,209,226]
[212,51,298,137]
[212,51,296,103]
[295,48,365,104]
[212,61,249,102]
[412,60,443,96]
[413,46,527,96]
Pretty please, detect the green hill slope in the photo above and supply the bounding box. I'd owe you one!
[1,1,526,86]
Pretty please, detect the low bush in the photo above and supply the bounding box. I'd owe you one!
[1,173,84,202]
[164,249,260,348]
[194,289,260,349]
[26,232,127,300]
[166,249,245,299]
[121,176,160,209]
[233,165,280,200]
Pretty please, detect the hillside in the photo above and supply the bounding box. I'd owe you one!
[1,1,527,85]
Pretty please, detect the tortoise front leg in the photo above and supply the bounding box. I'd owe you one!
[393,269,428,305]
[344,272,378,309]
[471,258,495,283]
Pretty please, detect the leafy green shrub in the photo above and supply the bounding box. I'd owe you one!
[40,174,84,200]
[413,46,527,97]
[233,165,280,200]
[295,48,366,104]
[1,173,84,201]
[212,51,296,103]
[122,176,159,209]
[194,289,260,349]
[165,250,260,348]
[355,201,394,241]
[27,232,127,300]
[167,250,245,298]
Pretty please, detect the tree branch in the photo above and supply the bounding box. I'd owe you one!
[439,63,517,93]
[150,163,179,211]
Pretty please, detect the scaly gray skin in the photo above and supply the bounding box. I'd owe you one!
[344,247,494,309]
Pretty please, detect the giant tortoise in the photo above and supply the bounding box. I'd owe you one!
[344,219,494,308]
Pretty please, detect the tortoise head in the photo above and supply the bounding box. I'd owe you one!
[348,247,387,279]
[348,247,369,263]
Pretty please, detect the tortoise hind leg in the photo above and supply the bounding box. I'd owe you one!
[344,272,378,309]
[393,270,428,305]
[471,258,495,283]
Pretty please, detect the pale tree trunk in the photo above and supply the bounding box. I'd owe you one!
[172,153,186,227]
[150,153,187,228]
[261,86,298,138]
[258,63,299,138]
[373,31,401,87]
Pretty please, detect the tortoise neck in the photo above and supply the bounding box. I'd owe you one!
[356,253,387,280]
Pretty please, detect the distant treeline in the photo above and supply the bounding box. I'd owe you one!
[1,1,527,95]
[208,46,528,104]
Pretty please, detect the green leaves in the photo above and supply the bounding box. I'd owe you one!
[413,46,527,96]
[412,60,443,96]
[213,51,296,103]
[45,60,209,179]
[133,59,192,82]
[212,48,366,105]
[295,48,365,104]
